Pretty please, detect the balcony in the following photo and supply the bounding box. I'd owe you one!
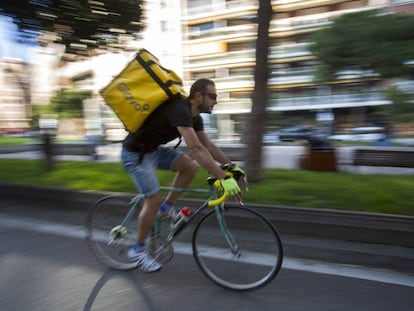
[183,0,257,20]
[188,24,256,40]
[268,93,391,111]
[213,98,252,114]
[214,75,254,91]
[185,50,255,69]
[271,15,330,33]
[269,68,315,85]
[269,42,313,59]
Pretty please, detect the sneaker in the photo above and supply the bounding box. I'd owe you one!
[128,247,162,273]
[157,206,177,220]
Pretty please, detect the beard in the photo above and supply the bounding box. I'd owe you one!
[198,100,212,114]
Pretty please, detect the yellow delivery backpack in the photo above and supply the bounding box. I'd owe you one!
[100,49,186,133]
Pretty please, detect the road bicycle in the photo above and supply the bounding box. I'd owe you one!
[85,177,283,291]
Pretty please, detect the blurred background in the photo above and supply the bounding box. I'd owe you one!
[0,0,413,146]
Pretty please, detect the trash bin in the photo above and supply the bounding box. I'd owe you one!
[301,137,337,172]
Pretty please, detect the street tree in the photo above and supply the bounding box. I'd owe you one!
[49,89,92,118]
[244,0,272,182]
[0,0,144,55]
[310,9,414,133]
[309,9,414,82]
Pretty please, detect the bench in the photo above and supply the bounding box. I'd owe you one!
[52,142,97,157]
[353,148,414,168]
[36,142,99,160]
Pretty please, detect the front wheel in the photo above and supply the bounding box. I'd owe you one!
[192,205,283,291]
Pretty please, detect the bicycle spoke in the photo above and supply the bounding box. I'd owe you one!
[85,196,140,270]
[192,206,283,291]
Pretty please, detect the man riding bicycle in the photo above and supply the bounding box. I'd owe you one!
[121,78,246,272]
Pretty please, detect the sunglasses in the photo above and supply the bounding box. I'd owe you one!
[203,93,218,101]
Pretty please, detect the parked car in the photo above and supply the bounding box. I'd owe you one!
[278,125,316,142]
[262,131,280,143]
[328,126,386,142]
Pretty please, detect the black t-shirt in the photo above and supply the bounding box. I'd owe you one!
[123,97,203,153]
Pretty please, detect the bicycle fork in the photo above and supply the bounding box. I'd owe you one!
[214,205,240,257]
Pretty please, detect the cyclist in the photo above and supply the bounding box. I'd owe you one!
[121,78,246,272]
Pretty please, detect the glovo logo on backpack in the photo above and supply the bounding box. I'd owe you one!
[116,82,150,112]
[100,49,186,133]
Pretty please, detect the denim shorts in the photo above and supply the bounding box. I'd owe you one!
[121,146,183,197]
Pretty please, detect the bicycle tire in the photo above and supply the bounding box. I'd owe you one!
[192,205,283,291]
[85,195,141,270]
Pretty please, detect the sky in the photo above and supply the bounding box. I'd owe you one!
[0,15,35,62]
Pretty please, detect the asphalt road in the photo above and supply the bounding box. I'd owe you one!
[1,200,413,311]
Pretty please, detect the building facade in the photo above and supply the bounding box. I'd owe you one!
[0,58,30,133]
[181,0,400,140]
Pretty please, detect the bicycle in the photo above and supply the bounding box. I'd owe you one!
[85,177,283,291]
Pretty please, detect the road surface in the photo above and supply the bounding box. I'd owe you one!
[1,200,413,311]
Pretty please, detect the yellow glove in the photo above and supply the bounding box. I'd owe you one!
[221,164,248,189]
[220,176,241,196]
[231,165,246,178]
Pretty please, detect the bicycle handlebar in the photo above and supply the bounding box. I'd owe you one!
[208,179,237,207]
[208,192,228,207]
[206,177,244,207]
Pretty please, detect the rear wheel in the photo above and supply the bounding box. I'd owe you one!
[192,205,283,291]
[86,195,141,270]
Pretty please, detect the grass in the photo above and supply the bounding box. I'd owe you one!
[1,158,413,216]
[0,137,88,146]
[0,137,37,146]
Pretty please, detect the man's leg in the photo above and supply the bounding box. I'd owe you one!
[165,154,199,205]
[121,147,164,272]
[129,192,164,272]
[137,192,163,244]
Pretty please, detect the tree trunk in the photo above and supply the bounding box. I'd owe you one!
[245,0,272,182]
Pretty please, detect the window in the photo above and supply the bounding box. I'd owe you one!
[161,20,168,32]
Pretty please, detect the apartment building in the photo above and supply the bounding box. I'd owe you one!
[0,58,31,133]
[181,0,396,139]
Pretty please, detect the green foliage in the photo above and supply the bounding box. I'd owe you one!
[0,138,36,146]
[49,89,91,118]
[0,159,413,216]
[378,87,414,123]
[31,104,54,130]
[310,10,414,81]
[1,1,144,55]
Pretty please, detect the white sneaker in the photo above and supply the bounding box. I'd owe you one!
[128,248,162,273]
[157,207,177,220]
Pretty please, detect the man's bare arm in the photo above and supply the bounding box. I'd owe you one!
[178,126,227,179]
[196,130,231,165]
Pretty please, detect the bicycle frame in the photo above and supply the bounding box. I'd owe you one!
[87,180,283,290]
[121,184,238,251]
